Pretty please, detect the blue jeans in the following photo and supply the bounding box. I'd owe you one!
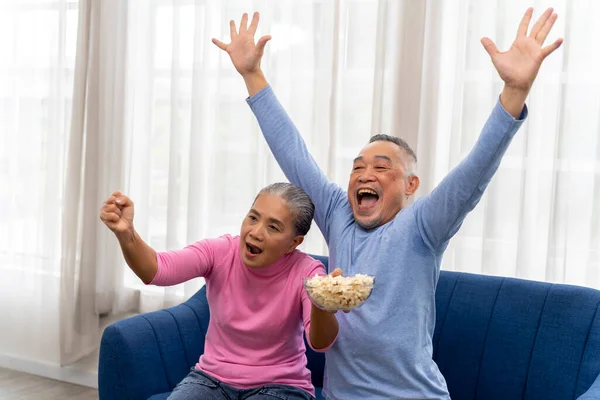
[167,369,315,400]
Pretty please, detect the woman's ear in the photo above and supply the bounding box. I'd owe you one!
[286,236,304,253]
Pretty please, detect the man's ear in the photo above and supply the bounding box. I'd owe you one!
[405,174,420,197]
[286,236,304,253]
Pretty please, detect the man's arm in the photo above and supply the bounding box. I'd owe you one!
[414,98,526,251]
[246,84,346,238]
[414,7,562,252]
[213,12,346,240]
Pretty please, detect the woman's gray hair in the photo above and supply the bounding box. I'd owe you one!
[254,182,315,236]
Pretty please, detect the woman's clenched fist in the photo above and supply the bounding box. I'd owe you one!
[100,191,134,234]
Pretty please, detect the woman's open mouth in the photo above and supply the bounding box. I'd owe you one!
[357,188,380,210]
[246,243,263,256]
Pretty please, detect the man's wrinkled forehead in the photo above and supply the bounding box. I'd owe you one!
[357,141,406,164]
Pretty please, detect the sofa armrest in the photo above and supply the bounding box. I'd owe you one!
[99,288,210,400]
[578,372,600,400]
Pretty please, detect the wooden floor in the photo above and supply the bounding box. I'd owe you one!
[0,367,98,400]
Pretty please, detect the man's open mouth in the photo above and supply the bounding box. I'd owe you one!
[246,243,263,255]
[357,188,380,208]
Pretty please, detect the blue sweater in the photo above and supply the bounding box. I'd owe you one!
[247,86,526,399]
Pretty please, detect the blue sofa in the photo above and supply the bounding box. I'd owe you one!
[99,255,600,399]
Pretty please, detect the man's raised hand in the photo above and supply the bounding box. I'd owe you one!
[212,12,271,76]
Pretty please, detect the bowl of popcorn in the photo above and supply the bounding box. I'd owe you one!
[303,273,375,312]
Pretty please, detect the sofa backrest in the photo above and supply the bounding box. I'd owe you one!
[434,270,600,400]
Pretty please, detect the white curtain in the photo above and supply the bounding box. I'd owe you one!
[0,0,78,368]
[60,0,130,365]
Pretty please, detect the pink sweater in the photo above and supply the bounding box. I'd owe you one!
[151,234,330,396]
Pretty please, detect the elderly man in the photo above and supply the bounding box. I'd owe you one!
[214,7,562,400]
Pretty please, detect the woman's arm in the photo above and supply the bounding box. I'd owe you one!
[302,262,339,352]
[100,192,157,284]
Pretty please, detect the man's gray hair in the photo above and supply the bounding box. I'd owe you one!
[369,134,417,173]
[255,182,315,236]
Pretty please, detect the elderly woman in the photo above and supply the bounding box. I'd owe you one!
[100,182,338,400]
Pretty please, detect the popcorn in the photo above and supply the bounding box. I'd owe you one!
[304,273,374,311]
